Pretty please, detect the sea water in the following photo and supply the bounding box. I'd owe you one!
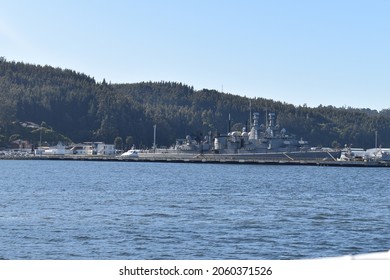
[0,160,389,259]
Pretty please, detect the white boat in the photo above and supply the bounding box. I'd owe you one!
[366,148,390,162]
[120,149,139,158]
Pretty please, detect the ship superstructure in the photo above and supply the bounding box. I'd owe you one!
[133,112,341,162]
[213,112,308,154]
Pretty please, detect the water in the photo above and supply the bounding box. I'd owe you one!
[0,160,389,259]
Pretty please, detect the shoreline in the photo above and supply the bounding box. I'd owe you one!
[1,154,389,167]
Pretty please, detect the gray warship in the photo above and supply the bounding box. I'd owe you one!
[134,112,341,162]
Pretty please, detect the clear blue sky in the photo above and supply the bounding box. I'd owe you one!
[1,0,389,110]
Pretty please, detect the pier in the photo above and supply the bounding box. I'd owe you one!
[1,153,390,167]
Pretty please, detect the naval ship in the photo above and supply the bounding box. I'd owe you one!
[128,112,341,162]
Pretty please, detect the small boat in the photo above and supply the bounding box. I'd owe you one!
[120,149,139,158]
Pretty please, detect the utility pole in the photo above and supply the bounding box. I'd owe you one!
[153,124,157,152]
[249,100,252,129]
[375,130,378,150]
[39,122,43,147]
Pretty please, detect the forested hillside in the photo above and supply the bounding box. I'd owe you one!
[1,57,390,149]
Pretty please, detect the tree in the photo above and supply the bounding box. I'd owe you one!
[125,136,134,149]
[9,134,21,143]
[0,134,5,147]
[331,140,341,149]
[2,59,390,149]
[114,136,123,151]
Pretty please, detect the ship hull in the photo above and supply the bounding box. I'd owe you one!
[138,150,341,162]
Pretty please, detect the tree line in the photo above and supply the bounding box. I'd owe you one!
[1,57,390,150]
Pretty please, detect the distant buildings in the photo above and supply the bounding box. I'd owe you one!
[34,142,115,156]
[9,139,33,152]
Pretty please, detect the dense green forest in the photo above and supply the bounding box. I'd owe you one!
[1,57,390,149]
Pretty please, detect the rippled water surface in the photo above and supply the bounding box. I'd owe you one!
[1,160,389,259]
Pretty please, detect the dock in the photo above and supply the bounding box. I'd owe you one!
[1,153,390,167]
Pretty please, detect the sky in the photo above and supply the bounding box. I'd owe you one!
[1,0,389,110]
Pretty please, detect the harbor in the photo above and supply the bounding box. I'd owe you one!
[2,111,390,167]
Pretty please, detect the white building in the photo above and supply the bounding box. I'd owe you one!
[35,142,72,155]
[70,142,115,155]
[70,144,94,155]
[35,142,115,156]
[96,143,115,155]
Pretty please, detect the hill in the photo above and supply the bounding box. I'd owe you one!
[1,57,390,149]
